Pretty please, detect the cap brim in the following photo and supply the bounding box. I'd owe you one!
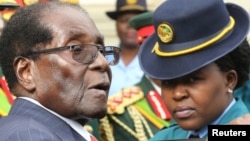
[106,10,148,20]
[0,3,19,11]
[139,3,250,80]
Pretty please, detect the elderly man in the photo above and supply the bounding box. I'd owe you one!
[0,1,120,140]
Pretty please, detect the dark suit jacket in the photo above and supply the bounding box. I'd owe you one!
[0,98,87,141]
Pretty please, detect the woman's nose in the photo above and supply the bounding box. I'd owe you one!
[172,84,188,101]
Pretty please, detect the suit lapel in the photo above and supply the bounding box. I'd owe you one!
[9,98,86,141]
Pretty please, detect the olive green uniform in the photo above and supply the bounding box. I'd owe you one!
[86,75,171,141]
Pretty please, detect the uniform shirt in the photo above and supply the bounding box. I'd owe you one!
[149,98,248,140]
[109,55,144,96]
[20,97,92,141]
[187,99,236,138]
[234,80,250,111]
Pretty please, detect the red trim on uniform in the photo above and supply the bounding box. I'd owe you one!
[137,25,154,37]
[147,90,171,120]
[0,77,14,104]
[137,25,154,44]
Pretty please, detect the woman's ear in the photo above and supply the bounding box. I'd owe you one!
[225,70,237,92]
[13,57,35,91]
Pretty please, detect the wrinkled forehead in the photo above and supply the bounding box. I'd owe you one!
[42,6,100,40]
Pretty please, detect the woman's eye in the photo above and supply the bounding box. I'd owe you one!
[162,80,167,86]
[187,77,199,83]
[162,80,171,86]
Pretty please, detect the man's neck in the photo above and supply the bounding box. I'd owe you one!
[120,46,139,66]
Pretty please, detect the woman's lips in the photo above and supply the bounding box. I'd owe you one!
[174,106,195,119]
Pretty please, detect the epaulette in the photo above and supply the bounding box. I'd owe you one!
[0,88,11,116]
[107,86,143,114]
[83,124,93,134]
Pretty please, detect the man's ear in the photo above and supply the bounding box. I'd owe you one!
[13,57,35,91]
[225,70,237,91]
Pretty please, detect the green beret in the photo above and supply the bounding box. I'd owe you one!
[0,67,3,76]
[129,11,153,30]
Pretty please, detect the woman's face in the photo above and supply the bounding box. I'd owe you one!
[161,63,237,130]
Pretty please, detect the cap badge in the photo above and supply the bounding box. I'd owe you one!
[23,0,39,6]
[157,23,173,43]
[126,0,137,5]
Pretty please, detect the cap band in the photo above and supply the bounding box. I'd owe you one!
[120,5,146,11]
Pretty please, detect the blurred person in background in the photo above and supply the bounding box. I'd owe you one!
[0,0,19,118]
[106,0,148,97]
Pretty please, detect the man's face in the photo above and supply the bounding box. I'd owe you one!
[116,12,139,48]
[27,7,111,120]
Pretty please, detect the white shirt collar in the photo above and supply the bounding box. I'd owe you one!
[146,75,161,95]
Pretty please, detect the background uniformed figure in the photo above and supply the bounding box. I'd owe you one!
[106,0,147,97]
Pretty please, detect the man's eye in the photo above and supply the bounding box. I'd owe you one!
[118,17,129,23]
[72,46,82,52]
[99,49,104,54]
